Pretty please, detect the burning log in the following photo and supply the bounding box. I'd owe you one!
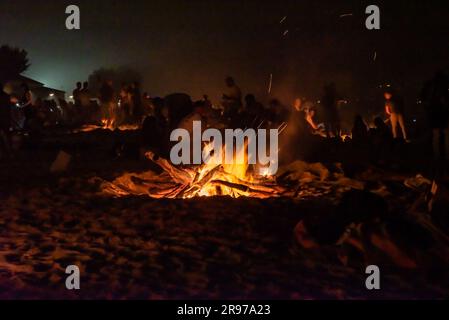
[209,180,280,198]
[145,151,194,184]
[101,149,285,199]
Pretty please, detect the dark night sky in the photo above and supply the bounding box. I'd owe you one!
[1,0,448,106]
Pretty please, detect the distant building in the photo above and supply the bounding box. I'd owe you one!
[3,75,65,101]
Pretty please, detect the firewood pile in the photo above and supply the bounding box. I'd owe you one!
[101,151,287,199]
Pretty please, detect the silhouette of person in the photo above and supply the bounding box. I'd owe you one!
[268,99,289,125]
[289,97,309,137]
[202,94,212,109]
[295,98,318,131]
[321,83,342,138]
[99,80,116,128]
[164,93,193,130]
[79,82,91,122]
[421,71,449,159]
[21,83,35,129]
[141,92,152,115]
[142,97,169,157]
[244,94,265,127]
[371,116,392,141]
[118,83,131,123]
[80,82,90,107]
[72,82,82,107]
[0,83,13,158]
[130,82,142,121]
[222,76,242,120]
[351,115,368,144]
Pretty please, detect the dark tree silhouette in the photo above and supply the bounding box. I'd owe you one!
[0,45,30,83]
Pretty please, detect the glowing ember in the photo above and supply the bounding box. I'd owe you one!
[74,119,140,133]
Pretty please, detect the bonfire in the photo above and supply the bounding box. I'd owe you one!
[102,143,286,199]
[75,119,140,133]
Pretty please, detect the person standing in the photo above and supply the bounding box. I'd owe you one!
[295,98,318,131]
[321,83,341,138]
[384,89,408,141]
[99,80,116,128]
[80,82,90,107]
[0,83,13,159]
[117,83,130,124]
[72,82,82,107]
[79,82,91,122]
[20,83,35,130]
[130,82,142,122]
[421,72,449,159]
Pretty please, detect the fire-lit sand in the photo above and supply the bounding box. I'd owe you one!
[1,128,449,299]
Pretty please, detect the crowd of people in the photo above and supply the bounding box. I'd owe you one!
[97,80,148,128]
[1,72,449,166]
[68,79,154,129]
[348,72,449,165]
